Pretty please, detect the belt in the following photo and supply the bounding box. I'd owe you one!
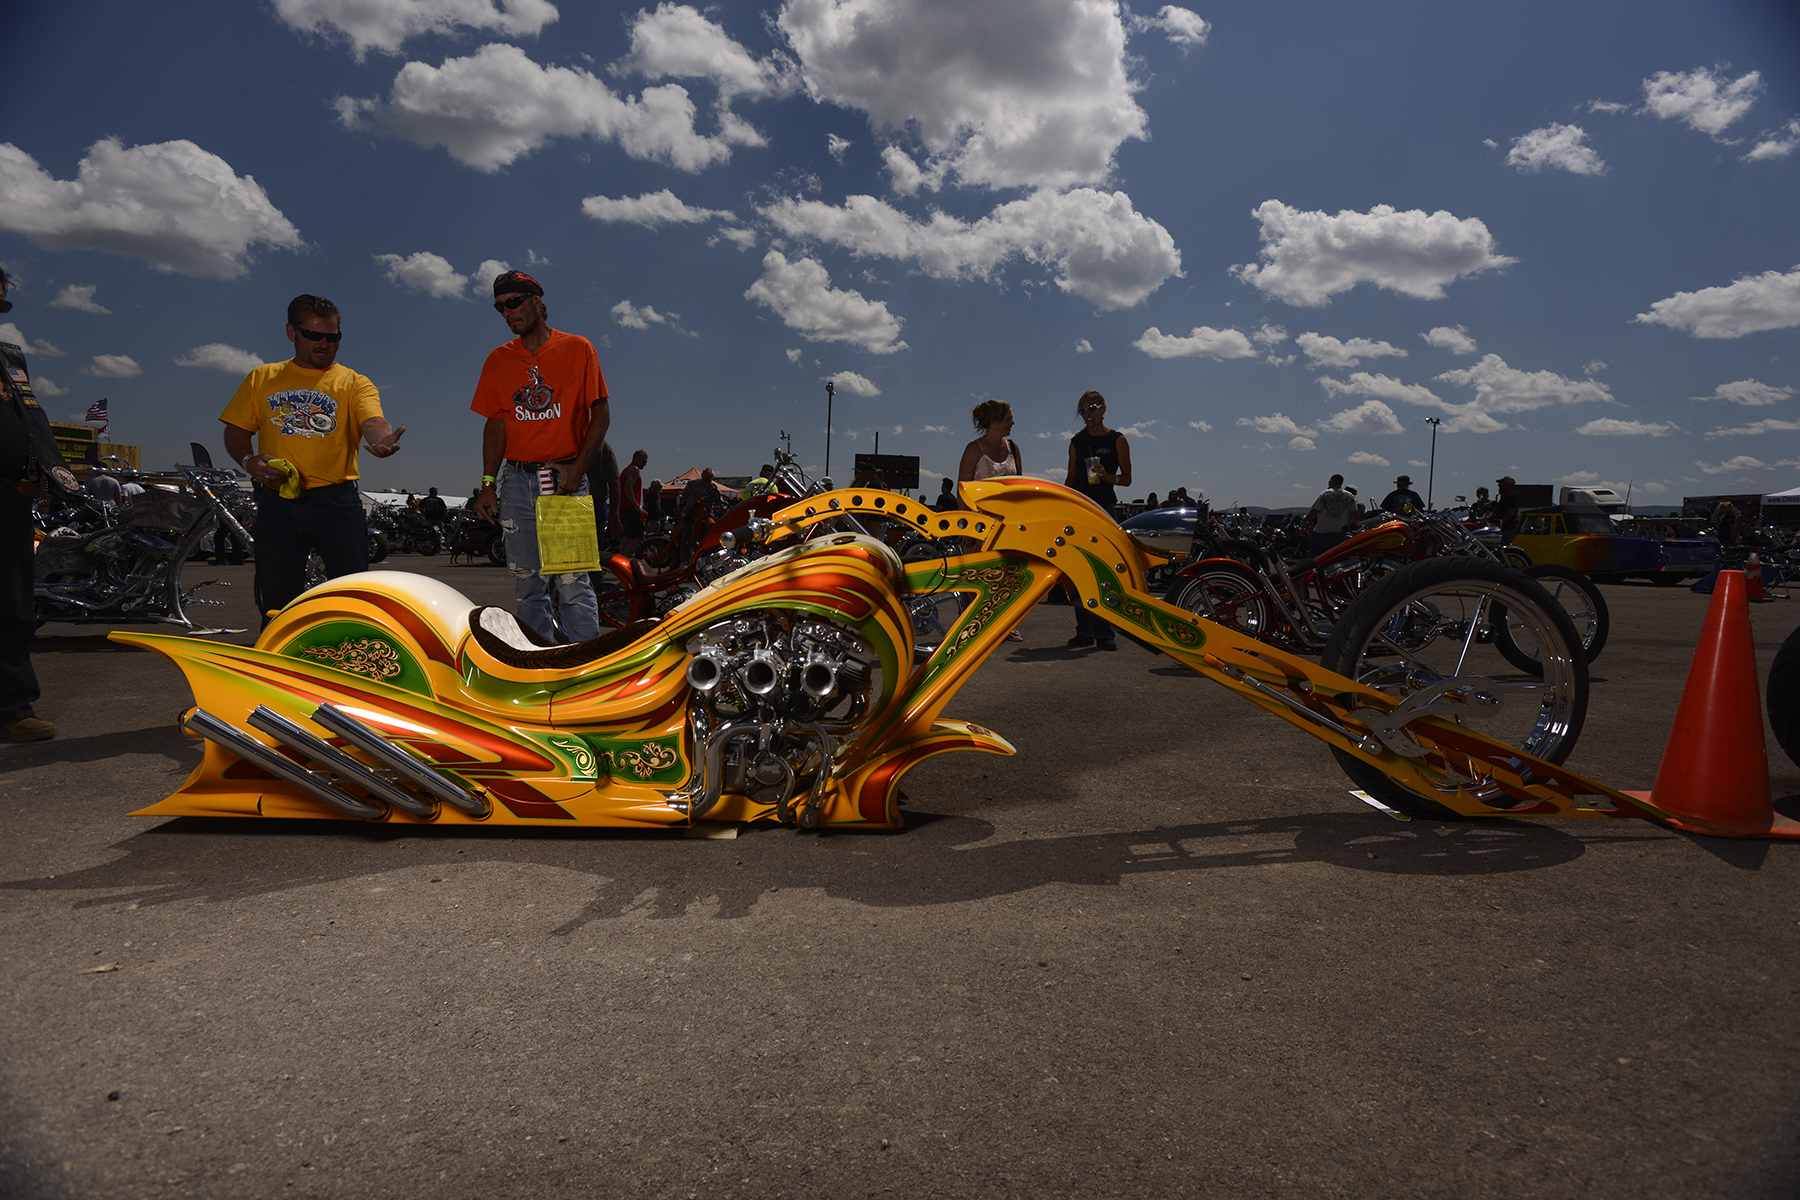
[505,458,576,470]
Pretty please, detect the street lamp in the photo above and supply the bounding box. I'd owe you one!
[824,380,835,481]
[1423,417,1442,509]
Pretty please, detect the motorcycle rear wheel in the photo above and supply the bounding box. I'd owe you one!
[367,529,390,564]
[1494,564,1608,672]
[1320,557,1588,819]
[1172,563,1277,641]
[416,532,441,557]
[486,530,507,567]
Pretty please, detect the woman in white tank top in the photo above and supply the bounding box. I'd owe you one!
[958,399,1022,485]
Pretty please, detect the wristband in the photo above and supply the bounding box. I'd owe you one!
[481,474,496,484]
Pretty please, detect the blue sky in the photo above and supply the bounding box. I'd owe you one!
[2,0,1797,509]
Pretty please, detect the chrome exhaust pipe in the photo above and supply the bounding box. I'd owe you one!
[309,703,488,817]
[184,708,384,820]
[247,706,436,818]
[742,650,782,696]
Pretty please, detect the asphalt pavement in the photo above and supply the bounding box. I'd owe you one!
[3,555,1797,1199]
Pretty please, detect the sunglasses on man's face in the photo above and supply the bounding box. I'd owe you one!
[294,327,342,344]
[495,294,533,313]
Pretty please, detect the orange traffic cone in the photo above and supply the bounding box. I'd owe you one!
[1625,569,1800,837]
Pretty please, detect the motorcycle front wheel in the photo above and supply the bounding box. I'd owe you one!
[1494,564,1609,672]
[416,532,441,557]
[367,528,390,564]
[636,535,675,570]
[486,530,507,567]
[1319,557,1588,819]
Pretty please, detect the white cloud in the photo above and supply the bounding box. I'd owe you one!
[921,424,949,433]
[1320,371,1506,434]
[1434,354,1613,413]
[786,348,804,364]
[1074,338,1092,353]
[1288,435,1316,451]
[616,3,800,103]
[1128,5,1210,49]
[1642,67,1761,138]
[761,187,1180,311]
[1559,471,1600,484]
[84,354,142,378]
[611,299,692,334]
[1318,400,1407,436]
[0,138,304,280]
[1232,201,1516,306]
[827,133,851,163]
[1634,265,1800,338]
[474,258,511,287]
[1506,123,1605,175]
[339,43,760,173]
[581,188,735,228]
[1421,325,1477,354]
[1697,456,1768,474]
[1295,332,1407,368]
[1584,359,1608,375]
[374,250,470,298]
[1252,322,1288,346]
[1576,418,1677,436]
[1745,119,1800,162]
[0,323,64,357]
[1236,401,1404,440]
[32,377,68,396]
[777,0,1148,191]
[1704,418,1800,438]
[1134,326,1255,359]
[743,250,907,354]
[272,0,558,60]
[1587,99,1629,115]
[711,227,758,251]
[175,344,263,374]
[1188,420,1213,432]
[1347,450,1389,467]
[826,370,880,397]
[49,284,110,315]
[1695,379,1795,406]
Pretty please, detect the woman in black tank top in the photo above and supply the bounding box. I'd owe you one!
[1063,389,1132,650]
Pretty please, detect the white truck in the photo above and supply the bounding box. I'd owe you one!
[1559,486,1629,523]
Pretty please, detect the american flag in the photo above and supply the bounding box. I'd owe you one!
[85,398,108,422]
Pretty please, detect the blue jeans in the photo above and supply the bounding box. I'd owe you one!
[499,461,599,643]
[253,482,368,616]
[1074,604,1114,646]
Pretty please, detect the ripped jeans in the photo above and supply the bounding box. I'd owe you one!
[497,460,600,643]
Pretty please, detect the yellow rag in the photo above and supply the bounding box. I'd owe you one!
[266,458,304,500]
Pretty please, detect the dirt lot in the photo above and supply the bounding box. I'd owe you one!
[3,556,1797,1199]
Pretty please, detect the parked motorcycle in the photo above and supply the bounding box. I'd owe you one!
[114,478,1674,833]
[444,506,506,566]
[372,504,441,556]
[36,466,251,633]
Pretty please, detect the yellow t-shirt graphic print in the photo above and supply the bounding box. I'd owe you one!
[221,360,383,488]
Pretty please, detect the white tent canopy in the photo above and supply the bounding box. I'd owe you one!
[1761,486,1800,506]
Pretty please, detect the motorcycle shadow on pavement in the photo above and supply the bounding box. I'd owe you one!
[0,806,1629,931]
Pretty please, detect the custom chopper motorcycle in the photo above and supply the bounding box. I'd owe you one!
[115,479,1676,829]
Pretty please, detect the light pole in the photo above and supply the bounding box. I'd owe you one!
[824,380,835,482]
[1423,416,1442,509]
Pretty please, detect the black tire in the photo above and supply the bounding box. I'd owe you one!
[1651,572,1684,587]
[416,532,440,557]
[367,528,390,564]
[486,531,507,567]
[1172,563,1277,641]
[1494,564,1609,673]
[1320,557,1589,819]
[1769,623,1800,770]
[1502,545,1531,569]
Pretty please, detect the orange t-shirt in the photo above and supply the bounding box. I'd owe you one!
[470,329,608,463]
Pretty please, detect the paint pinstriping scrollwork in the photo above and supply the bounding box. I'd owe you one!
[300,638,403,680]
[947,564,1029,657]
[547,736,598,780]
[606,742,680,779]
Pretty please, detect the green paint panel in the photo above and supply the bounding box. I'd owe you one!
[280,621,430,696]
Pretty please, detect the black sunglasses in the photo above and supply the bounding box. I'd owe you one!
[1081,402,1104,414]
[294,327,341,344]
[495,294,533,313]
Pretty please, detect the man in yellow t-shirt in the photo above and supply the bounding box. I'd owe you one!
[220,294,404,617]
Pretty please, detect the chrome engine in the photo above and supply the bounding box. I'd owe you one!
[670,610,881,827]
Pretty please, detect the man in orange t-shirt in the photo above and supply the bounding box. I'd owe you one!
[470,271,610,642]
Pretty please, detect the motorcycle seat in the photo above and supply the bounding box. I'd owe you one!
[470,606,661,670]
[629,560,690,587]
